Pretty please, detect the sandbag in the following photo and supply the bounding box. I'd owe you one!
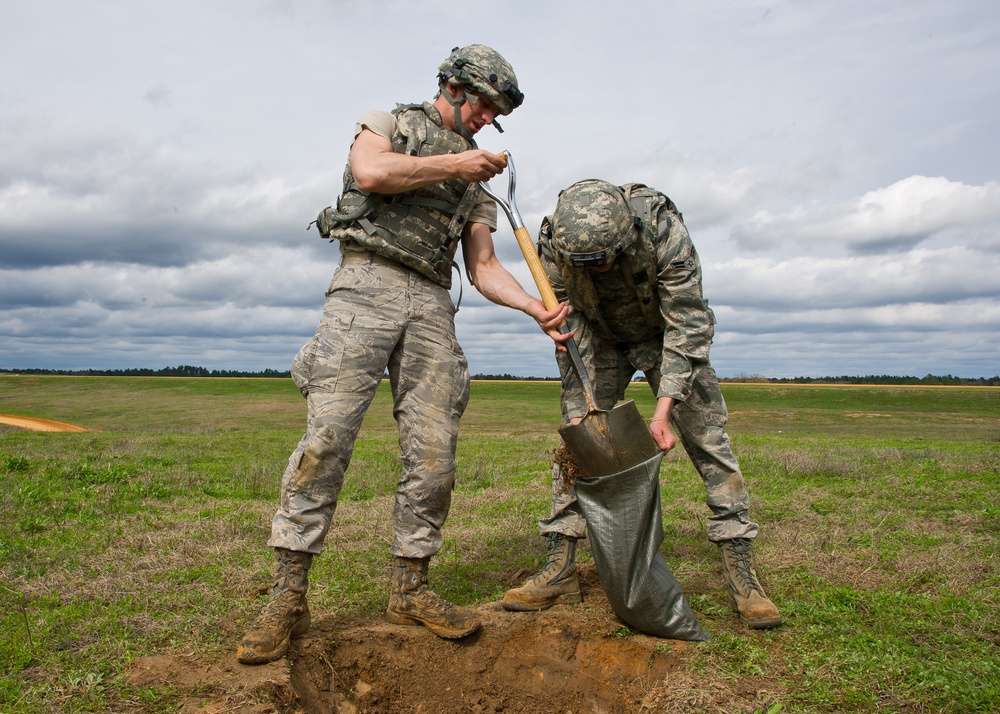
[574,452,711,641]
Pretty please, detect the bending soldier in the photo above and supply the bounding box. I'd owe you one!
[503,179,782,630]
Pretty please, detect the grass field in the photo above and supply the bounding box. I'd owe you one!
[1,375,998,712]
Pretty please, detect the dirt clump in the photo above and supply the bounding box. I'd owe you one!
[127,564,708,713]
[552,445,580,491]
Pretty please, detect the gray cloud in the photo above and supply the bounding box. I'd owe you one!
[143,84,172,108]
[1,0,998,378]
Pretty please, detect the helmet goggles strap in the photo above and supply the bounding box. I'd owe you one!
[566,249,611,268]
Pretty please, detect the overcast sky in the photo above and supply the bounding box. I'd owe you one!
[1,0,997,379]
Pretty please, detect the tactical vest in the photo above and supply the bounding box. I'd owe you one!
[539,184,683,343]
[315,102,481,288]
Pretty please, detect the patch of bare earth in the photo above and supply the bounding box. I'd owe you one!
[127,565,781,714]
[0,414,88,431]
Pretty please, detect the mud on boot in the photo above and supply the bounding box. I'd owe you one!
[502,532,582,612]
[237,548,313,665]
[719,538,782,629]
[386,556,481,639]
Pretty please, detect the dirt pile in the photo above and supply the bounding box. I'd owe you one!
[128,565,713,714]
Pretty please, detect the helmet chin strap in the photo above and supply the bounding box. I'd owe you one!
[441,84,474,140]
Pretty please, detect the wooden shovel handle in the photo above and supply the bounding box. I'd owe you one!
[491,151,599,413]
[513,226,560,312]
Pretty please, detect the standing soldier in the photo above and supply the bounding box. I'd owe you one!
[503,179,782,629]
[238,45,568,665]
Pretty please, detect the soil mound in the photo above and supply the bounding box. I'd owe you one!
[128,565,705,713]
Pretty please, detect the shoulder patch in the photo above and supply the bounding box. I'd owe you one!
[671,257,696,271]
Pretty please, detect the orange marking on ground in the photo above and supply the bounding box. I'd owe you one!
[0,415,88,432]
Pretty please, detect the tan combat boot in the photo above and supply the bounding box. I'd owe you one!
[502,532,582,612]
[237,548,312,664]
[719,538,782,629]
[386,557,481,639]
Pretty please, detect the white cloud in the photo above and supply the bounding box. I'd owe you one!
[1,0,998,378]
[739,177,1000,253]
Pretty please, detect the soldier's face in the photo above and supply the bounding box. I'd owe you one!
[462,92,498,134]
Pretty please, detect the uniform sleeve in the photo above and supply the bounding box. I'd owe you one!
[466,185,498,230]
[354,110,395,141]
[654,212,716,401]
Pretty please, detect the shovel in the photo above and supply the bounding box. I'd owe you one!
[478,152,661,478]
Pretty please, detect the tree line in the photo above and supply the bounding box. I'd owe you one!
[762,374,1000,386]
[0,365,292,378]
[0,366,996,386]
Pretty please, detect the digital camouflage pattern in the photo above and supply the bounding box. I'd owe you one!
[328,102,480,288]
[542,182,716,409]
[536,184,757,544]
[437,44,523,116]
[250,45,525,659]
[549,180,637,267]
[269,259,470,557]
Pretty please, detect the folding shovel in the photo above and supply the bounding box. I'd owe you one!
[479,152,661,478]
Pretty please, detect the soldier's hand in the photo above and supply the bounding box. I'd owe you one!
[649,418,676,452]
[526,301,572,352]
[454,150,507,183]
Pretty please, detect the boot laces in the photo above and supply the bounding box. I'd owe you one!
[414,585,456,613]
[252,588,301,629]
[532,534,569,583]
[727,538,765,596]
[250,551,309,628]
[397,562,457,612]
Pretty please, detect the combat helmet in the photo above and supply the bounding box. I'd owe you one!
[550,180,639,268]
[438,44,523,136]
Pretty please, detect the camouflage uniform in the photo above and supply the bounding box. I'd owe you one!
[537,184,758,544]
[241,44,528,664]
[269,100,493,559]
[269,255,471,557]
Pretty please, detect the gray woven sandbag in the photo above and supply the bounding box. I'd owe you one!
[574,452,711,641]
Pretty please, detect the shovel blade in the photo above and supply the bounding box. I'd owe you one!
[558,399,662,478]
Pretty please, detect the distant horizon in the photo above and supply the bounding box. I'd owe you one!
[2,366,997,384]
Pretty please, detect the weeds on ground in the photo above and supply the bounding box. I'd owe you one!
[0,377,998,712]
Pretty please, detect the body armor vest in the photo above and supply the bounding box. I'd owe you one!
[540,184,683,343]
[318,102,480,288]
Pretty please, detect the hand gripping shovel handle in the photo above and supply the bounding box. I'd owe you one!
[478,152,600,414]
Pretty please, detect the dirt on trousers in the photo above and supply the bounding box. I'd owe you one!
[127,564,777,714]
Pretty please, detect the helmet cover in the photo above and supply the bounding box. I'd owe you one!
[438,44,523,115]
[551,180,637,267]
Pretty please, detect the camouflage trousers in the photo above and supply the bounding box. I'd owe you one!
[542,348,757,544]
[268,254,471,558]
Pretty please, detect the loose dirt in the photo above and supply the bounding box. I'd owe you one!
[0,414,88,431]
[126,564,777,714]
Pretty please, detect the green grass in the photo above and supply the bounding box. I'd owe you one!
[1,375,998,712]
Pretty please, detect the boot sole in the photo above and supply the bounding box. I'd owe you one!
[743,614,783,629]
[385,610,481,639]
[501,590,583,612]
